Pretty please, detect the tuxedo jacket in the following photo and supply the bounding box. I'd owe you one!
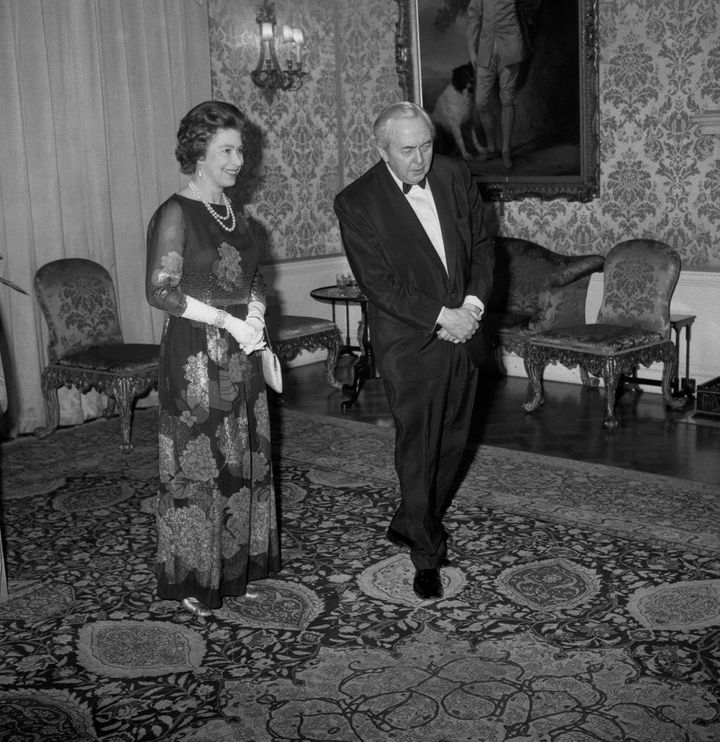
[333,155,495,382]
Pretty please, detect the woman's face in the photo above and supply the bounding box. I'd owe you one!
[198,128,244,189]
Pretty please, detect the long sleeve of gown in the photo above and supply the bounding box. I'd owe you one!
[248,268,266,309]
[145,198,189,316]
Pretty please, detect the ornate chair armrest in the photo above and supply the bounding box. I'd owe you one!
[529,255,604,332]
[547,255,605,288]
[529,275,595,332]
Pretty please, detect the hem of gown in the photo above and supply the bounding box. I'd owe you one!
[157,559,281,609]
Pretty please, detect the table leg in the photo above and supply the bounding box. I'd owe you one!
[679,323,695,397]
[628,318,695,399]
[341,310,375,411]
[672,324,680,396]
[667,320,696,399]
[329,298,359,358]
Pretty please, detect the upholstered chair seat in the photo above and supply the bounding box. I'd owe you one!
[33,258,159,451]
[527,324,665,353]
[523,239,689,428]
[57,344,159,373]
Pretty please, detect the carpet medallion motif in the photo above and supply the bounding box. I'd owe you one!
[0,689,95,741]
[1,409,718,740]
[0,580,75,622]
[220,579,324,630]
[496,557,601,612]
[52,472,136,513]
[77,620,206,677]
[358,554,466,607]
[628,579,720,630]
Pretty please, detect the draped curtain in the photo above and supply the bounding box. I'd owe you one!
[0,0,211,436]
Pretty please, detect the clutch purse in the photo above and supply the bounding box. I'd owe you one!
[260,331,283,393]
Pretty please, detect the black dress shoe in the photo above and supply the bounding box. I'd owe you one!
[413,568,443,599]
[387,527,414,549]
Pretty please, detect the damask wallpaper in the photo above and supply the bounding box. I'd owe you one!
[502,0,720,270]
[210,0,720,270]
[209,0,398,264]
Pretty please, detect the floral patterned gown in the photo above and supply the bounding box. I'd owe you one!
[146,193,280,608]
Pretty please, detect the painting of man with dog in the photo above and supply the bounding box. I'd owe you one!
[400,0,599,201]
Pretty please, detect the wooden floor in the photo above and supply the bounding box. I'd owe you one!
[278,357,720,485]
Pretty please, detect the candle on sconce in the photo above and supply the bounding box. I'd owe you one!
[251,8,306,95]
[260,22,274,42]
[292,28,304,63]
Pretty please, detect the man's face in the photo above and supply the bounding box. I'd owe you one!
[377,116,433,185]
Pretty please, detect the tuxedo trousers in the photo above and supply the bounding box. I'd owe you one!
[383,344,478,570]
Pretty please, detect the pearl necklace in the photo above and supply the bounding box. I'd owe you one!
[188,179,236,233]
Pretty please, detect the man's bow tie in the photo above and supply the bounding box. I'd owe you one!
[402,177,427,194]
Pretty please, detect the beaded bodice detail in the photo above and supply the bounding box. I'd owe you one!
[179,272,258,307]
[146,194,264,317]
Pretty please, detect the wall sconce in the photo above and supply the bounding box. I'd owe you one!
[251,1,306,102]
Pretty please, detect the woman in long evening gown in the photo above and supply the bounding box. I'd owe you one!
[145,101,280,616]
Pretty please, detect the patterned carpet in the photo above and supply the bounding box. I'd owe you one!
[1,407,719,741]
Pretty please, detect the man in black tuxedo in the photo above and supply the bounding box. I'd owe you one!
[334,102,494,600]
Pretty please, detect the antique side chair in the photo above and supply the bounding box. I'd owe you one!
[34,258,159,451]
[269,315,343,390]
[522,239,689,428]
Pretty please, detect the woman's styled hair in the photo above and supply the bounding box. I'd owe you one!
[175,100,245,175]
[373,101,435,150]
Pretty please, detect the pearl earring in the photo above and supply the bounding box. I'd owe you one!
[198,169,203,179]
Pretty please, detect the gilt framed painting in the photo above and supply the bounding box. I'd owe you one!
[394,0,600,202]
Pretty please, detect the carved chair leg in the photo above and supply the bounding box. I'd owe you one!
[601,361,620,429]
[661,353,688,411]
[325,334,343,390]
[33,374,60,439]
[522,358,545,413]
[112,378,139,453]
[579,366,599,389]
[103,396,117,420]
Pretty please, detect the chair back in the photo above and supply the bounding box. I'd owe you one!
[597,239,680,338]
[34,259,123,363]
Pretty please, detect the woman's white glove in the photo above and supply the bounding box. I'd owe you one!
[243,301,267,354]
[181,296,265,353]
[226,316,265,353]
